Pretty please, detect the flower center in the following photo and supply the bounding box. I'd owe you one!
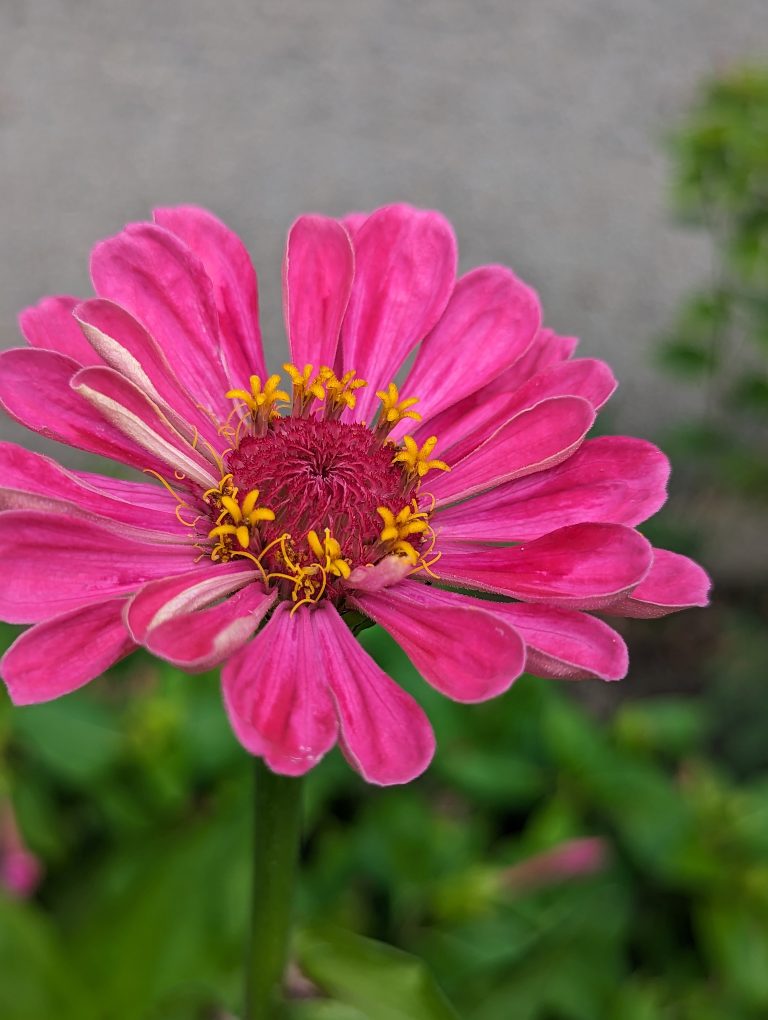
[228,418,414,569]
[193,365,448,609]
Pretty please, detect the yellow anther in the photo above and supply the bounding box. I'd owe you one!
[203,473,235,503]
[377,501,431,565]
[374,382,422,438]
[226,374,289,436]
[377,503,429,543]
[208,488,275,558]
[307,528,352,579]
[284,362,326,416]
[393,435,450,480]
[318,367,368,419]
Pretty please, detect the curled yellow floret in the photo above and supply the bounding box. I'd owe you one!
[307,528,352,579]
[319,367,367,418]
[226,374,289,435]
[377,501,430,563]
[393,435,450,480]
[374,382,422,438]
[208,487,275,557]
[284,362,325,415]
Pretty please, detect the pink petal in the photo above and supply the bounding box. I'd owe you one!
[418,390,520,458]
[1,599,135,704]
[72,366,219,488]
[434,436,670,542]
[125,563,256,640]
[601,548,711,618]
[351,582,525,702]
[340,204,457,418]
[497,603,628,681]
[345,554,413,592]
[487,327,579,395]
[0,511,195,623]
[436,523,653,609]
[429,359,615,465]
[314,603,435,785]
[339,211,369,238]
[283,215,355,370]
[222,604,338,776]
[153,205,267,386]
[74,299,221,445]
[90,222,231,418]
[501,358,617,416]
[0,348,173,475]
[18,295,99,366]
[399,266,541,427]
[145,583,276,672]
[431,396,595,506]
[0,442,184,535]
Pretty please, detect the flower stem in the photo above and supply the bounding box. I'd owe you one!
[244,759,303,1020]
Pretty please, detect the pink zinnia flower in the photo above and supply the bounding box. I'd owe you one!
[0,204,709,784]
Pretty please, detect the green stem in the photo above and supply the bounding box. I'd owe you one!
[244,759,304,1020]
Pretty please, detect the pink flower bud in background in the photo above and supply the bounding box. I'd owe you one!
[501,836,609,893]
[0,798,42,899]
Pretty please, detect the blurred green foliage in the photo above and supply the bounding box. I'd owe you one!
[658,65,768,500]
[1,618,767,1020]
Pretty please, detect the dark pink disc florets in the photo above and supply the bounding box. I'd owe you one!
[227,418,418,570]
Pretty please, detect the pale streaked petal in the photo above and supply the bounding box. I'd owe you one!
[19,294,100,366]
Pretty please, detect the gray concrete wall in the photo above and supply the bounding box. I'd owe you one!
[1,1,767,559]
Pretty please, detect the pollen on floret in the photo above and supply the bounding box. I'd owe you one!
[393,435,450,480]
[284,363,326,417]
[374,383,422,439]
[319,367,367,419]
[226,374,290,437]
[201,370,448,601]
[207,485,275,559]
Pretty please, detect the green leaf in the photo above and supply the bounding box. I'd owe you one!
[289,1003,370,1020]
[295,925,460,1020]
[613,698,709,757]
[13,695,123,787]
[697,896,768,1006]
[0,896,93,1020]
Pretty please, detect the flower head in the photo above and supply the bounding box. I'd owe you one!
[0,204,710,784]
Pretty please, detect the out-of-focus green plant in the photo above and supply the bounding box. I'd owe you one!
[1,621,767,1020]
[659,65,768,500]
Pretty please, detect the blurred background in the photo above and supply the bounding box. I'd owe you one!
[1,3,767,1018]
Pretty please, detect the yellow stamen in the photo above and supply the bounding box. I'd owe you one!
[284,362,326,416]
[374,382,422,439]
[226,373,289,437]
[207,487,275,558]
[393,435,450,480]
[307,528,352,579]
[318,367,368,419]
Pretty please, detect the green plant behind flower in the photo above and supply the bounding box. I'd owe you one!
[659,65,768,501]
